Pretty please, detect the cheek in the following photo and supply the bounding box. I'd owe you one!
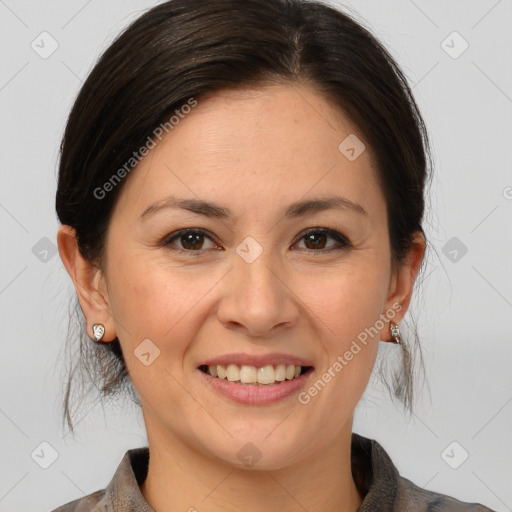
[105,249,224,352]
[103,251,171,358]
[296,259,389,341]
[293,261,388,403]
[105,257,203,413]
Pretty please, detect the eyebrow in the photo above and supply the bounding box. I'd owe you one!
[139,195,368,221]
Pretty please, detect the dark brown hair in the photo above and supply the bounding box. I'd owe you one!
[56,0,432,434]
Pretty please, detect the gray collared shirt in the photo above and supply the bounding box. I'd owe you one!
[51,433,495,511]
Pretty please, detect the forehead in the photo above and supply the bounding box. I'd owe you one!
[115,84,383,220]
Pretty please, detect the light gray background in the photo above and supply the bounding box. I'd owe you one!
[0,1,511,511]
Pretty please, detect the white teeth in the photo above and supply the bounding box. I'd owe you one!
[257,365,275,384]
[205,363,306,385]
[217,365,227,379]
[226,364,240,382]
[275,364,286,381]
[240,365,257,383]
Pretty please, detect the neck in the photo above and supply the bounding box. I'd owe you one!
[140,419,363,512]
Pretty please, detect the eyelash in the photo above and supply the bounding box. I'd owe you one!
[162,227,351,255]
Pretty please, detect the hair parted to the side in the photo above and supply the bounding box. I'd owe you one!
[55,0,432,434]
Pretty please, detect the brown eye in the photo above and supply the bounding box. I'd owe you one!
[181,232,204,250]
[164,229,218,252]
[294,228,350,252]
[163,227,350,255]
[303,232,329,250]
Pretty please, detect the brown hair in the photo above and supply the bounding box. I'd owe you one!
[56,0,432,434]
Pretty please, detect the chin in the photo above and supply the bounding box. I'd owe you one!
[203,431,308,472]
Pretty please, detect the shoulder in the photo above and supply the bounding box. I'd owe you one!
[50,490,106,512]
[351,433,496,512]
[395,474,496,512]
[49,447,151,512]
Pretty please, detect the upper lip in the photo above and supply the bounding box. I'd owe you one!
[198,353,314,368]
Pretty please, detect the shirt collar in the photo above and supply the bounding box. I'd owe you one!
[351,432,400,511]
[101,433,399,511]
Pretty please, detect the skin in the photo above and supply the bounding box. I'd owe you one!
[58,83,425,512]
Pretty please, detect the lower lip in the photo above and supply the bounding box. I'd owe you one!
[197,368,314,405]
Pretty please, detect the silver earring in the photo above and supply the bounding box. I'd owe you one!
[389,322,401,344]
[92,324,105,343]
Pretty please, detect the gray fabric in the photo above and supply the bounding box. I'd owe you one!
[51,433,495,511]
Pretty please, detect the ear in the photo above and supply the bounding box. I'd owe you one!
[57,225,116,342]
[380,230,426,341]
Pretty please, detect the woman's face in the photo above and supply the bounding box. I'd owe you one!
[86,84,418,468]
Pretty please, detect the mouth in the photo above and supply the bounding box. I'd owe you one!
[198,364,314,386]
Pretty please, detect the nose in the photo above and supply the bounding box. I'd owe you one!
[216,247,300,338]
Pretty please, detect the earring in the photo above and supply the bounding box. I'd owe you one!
[389,322,401,345]
[92,323,106,343]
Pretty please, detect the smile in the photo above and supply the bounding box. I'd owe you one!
[197,363,315,405]
[199,364,312,385]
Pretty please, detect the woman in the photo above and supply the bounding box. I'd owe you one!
[52,0,495,510]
